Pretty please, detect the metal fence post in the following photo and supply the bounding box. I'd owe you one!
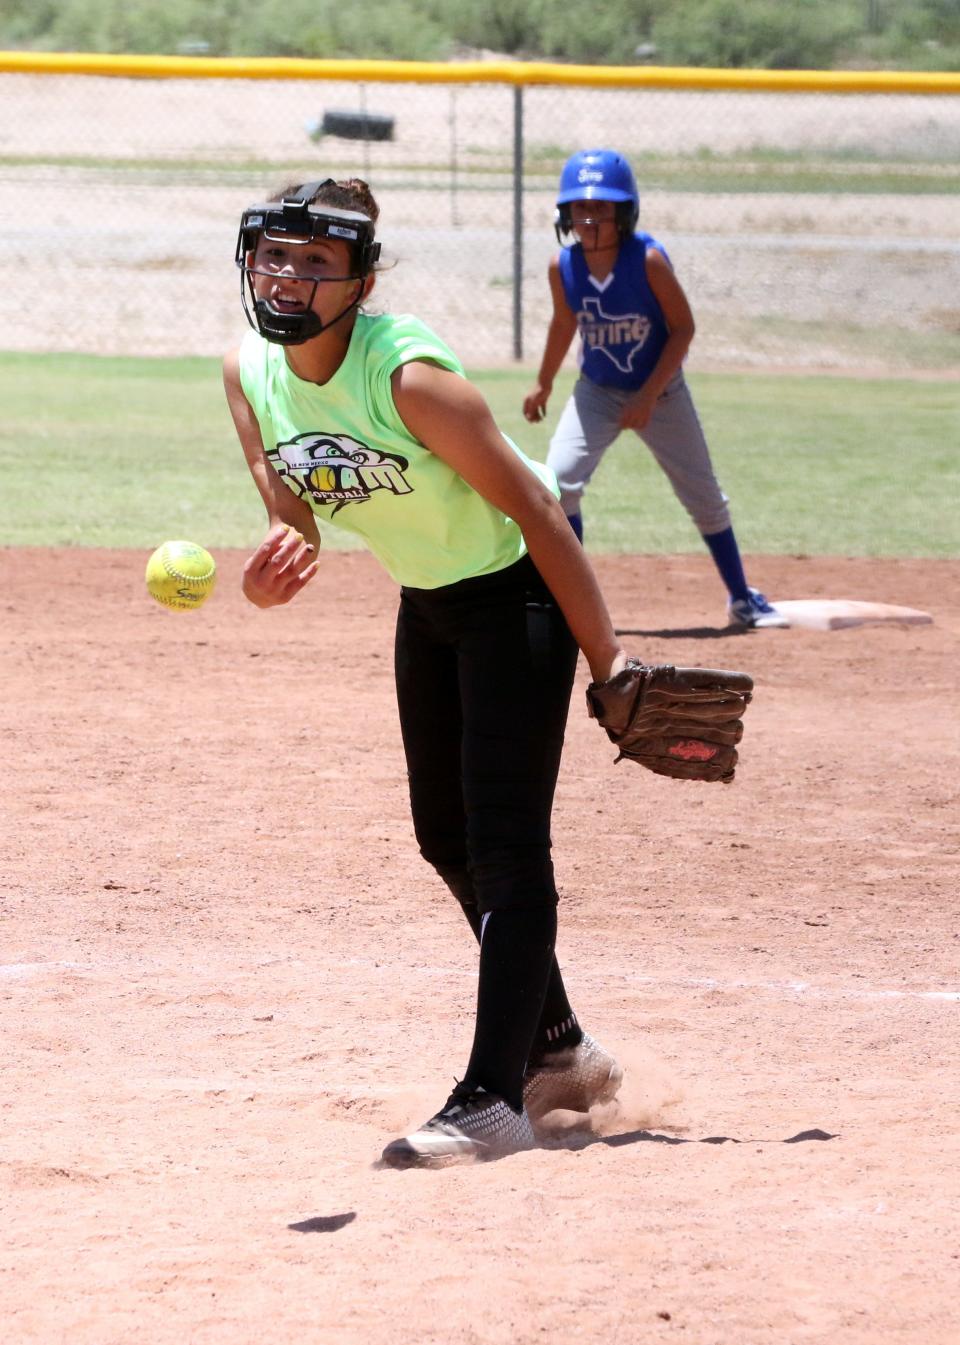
[449,86,459,227]
[512,84,523,362]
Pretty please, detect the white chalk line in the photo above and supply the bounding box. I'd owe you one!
[2,958,957,1002]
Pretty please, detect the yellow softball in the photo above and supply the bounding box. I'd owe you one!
[145,540,217,612]
[308,464,337,493]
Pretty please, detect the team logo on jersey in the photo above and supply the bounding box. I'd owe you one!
[577,296,652,374]
[268,432,412,516]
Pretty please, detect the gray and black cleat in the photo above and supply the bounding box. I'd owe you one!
[381,1082,536,1167]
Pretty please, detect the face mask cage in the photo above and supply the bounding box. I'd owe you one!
[235,179,382,345]
[553,199,639,250]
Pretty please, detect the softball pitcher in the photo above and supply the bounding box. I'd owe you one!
[524,148,786,630]
[225,176,625,1166]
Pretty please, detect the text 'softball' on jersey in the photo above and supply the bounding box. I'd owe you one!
[238,312,560,590]
[559,232,673,391]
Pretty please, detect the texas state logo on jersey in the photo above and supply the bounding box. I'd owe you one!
[577,295,654,375]
[560,232,670,390]
[267,431,412,516]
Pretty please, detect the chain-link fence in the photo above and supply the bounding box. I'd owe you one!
[3,58,960,373]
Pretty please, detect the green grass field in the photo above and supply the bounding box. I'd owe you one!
[4,151,958,197]
[1,352,957,556]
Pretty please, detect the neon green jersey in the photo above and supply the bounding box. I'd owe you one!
[238,313,558,589]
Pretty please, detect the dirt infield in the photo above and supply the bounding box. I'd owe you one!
[3,547,959,1345]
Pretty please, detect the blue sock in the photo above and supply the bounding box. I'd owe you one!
[567,511,583,543]
[703,526,749,603]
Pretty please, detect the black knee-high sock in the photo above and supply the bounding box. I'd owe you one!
[463,905,558,1111]
[435,865,581,1062]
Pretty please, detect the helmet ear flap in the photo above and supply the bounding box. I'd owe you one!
[554,203,575,248]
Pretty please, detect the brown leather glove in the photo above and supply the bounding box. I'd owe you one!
[586,659,754,783]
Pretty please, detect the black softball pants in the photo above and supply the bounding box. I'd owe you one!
[394,554,581,1108]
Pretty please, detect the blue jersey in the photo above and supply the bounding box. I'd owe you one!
[558,232,672,391]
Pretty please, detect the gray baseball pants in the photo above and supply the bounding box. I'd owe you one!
[546,371,732,536]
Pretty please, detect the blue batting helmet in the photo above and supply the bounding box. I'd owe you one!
[555,149,640,245]
[557,149,639,207]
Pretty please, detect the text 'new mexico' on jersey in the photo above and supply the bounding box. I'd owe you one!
[559,232,672,391]
[238,312,559,589]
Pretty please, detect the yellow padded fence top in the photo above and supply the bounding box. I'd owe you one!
[2,50,960,95]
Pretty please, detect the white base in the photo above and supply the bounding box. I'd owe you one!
[771,599,933,631]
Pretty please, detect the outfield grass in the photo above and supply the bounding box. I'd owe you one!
[0,352,957,556]
[4,150,958,197]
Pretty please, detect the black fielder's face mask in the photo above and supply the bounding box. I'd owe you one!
[554,199,639,251]
[235,179,381,345]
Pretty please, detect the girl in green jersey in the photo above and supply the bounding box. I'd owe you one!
[225,177,626,1166]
